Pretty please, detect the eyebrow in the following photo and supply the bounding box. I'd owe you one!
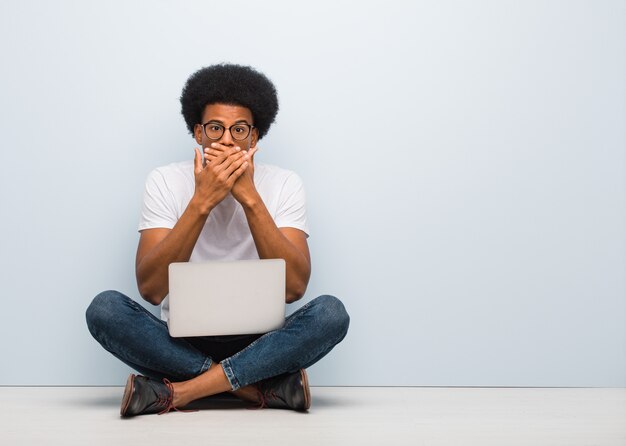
[205,119,251,125]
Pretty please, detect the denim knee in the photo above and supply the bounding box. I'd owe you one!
[85,290,127,338]
[314,294,350,343]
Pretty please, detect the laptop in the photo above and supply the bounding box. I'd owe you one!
[167,259,286,337]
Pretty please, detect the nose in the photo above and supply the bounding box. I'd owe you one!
[218,127,235,147]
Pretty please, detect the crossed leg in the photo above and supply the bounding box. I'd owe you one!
[86,290,350,407]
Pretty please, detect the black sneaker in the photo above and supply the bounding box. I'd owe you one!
[120,374,194,417]
[254,369,311,411]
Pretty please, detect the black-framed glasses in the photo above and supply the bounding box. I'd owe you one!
[201,122,255,141]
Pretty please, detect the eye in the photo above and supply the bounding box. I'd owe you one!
[233,126,246,133]
[209,125,222,132]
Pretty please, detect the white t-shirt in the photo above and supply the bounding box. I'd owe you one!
[138,160,309,322]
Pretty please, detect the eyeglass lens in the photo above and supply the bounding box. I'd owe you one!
[204,123,251,141]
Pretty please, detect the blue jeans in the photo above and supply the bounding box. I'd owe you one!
[85,291,349,390]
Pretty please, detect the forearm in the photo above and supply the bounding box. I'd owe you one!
[242,195,311,303]
[136,199,210,305]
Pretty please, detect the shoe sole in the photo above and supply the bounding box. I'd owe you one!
[300,369,311,411]
[120,374,136,417]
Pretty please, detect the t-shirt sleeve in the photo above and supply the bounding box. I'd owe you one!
[274,172,310,237]
[138,169,178,231]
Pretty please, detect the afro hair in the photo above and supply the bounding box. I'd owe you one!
[180,63,279,140]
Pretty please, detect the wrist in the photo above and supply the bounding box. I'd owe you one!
[239,191,263,211]
[189,195,214,217]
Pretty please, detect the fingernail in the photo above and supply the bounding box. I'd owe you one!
[211,143,218,148]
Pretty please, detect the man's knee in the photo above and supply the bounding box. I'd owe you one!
[85,290,128,336]
[313,294,350,342]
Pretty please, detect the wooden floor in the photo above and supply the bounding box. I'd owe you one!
[1,387,625,445]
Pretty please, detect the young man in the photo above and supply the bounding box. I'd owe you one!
[85,64,350,417]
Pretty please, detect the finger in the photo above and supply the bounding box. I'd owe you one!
[214,151,245,175]
[227,160,249,185]
[240,146,257,158]
[204,148,220,160]
[211,148,243,172]
[247,146,259,159]
[209,142,229,153]
[214,146,241,165]
[205,145,224,156]
[222,154,248,177]
[194,148,202,173]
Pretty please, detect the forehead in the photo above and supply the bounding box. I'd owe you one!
[202,103,253,123]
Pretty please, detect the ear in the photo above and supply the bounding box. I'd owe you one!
[251,127,259,148]
[193,124,203,145]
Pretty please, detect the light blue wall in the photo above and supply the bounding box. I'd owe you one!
[1,0,624,386]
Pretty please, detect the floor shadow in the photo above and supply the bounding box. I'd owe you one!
[181,392,249,411]
[73,389,354,411]
[310,392,358,408]
[73,390,248,410]
[72,393,121,408]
